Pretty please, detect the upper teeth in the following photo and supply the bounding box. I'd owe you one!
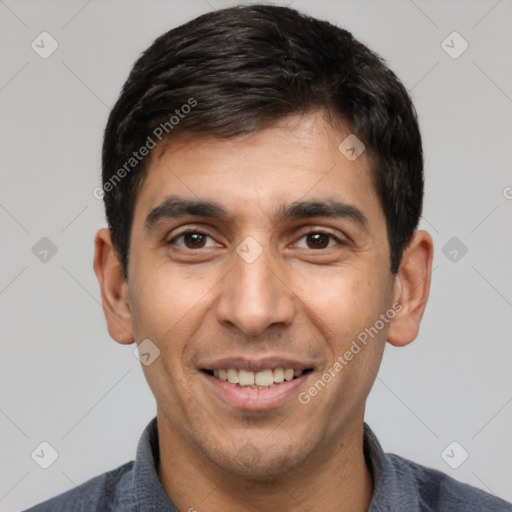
[212,368,304,387]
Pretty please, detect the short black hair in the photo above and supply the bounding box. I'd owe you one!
[102,4,423,278]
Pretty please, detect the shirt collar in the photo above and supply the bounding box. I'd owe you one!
[364,422,421,510]
[131,417,177,511]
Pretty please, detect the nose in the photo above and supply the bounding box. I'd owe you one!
[215,245,295,337]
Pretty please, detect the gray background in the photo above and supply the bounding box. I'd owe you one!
[1,0,511,510]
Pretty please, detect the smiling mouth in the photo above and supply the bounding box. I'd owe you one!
[201,368,314,389]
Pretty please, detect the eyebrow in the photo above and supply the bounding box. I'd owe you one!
[145,195,230,230]
[145,195,368,231]
[277,199,368,229]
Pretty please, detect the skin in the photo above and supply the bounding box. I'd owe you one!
[94,110,433,512]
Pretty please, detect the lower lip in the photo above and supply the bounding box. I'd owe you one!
[200,371,311,411]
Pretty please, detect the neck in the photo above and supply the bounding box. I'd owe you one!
[156,411,374,512]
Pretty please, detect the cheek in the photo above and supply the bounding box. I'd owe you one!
[130,264,215,345]
[291,263,390,346]
[297,267,389,416]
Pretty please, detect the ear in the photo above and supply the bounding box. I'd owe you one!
[387,230,434,347]
[93,228,135,345]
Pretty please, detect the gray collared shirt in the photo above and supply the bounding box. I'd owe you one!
[25,417,511,511]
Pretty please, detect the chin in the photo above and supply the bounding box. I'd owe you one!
[207,438,309,482]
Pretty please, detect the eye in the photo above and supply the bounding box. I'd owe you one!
[168,231,219,249]
[295,231,341,250]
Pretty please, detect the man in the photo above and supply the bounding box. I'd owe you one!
[25,4,512,511]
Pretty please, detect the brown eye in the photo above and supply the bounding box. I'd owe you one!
[168,231,218,249]
[304,232,334,249]
[183,233,207,248]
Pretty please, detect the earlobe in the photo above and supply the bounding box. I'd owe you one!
[93,228,135,345]
[387,230,434,348]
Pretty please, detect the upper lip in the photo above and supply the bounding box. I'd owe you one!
[200,356,315,373]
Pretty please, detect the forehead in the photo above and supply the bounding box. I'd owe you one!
[133,111,383,229]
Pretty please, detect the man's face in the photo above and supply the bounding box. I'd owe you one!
[126,111,398,478]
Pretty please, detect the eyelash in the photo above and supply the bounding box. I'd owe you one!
[167,229,217,248]
[295,229,344,249]
[167,228,345,250]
